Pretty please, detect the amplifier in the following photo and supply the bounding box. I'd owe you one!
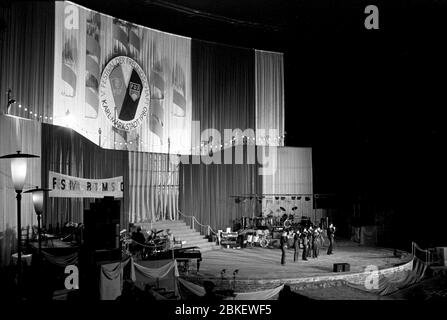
[333,263,350,272]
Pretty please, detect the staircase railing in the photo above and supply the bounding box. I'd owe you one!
[411,241,432,264]
[177,210,217,237]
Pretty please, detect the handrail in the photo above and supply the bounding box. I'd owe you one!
[177,210,217,236]
[411,241,432,264]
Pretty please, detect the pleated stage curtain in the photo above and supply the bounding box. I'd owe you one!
[128,151,179,223]
[191,39,255,135]
[179,147,262,233]
[41,123,129,230]
[0,115,41,266]
[261,147,314,219]
[255,50,285,146]
[261,147,313,195]
[0,1,54,120]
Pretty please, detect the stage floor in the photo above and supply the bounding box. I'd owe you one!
[195,241,411,281]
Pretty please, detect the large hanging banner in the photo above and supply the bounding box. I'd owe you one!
[49,171,123,198]
[53,1,192,154]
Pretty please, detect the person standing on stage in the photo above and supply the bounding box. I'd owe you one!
[312,228,321,258]
[280,231,288,265]
[131,227,147,259]
[327,223,336,255]
[301,228,309,261]
[307,226,314,258]
[293,229,301,262]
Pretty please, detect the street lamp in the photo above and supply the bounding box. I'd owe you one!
[24,186,50,255]
[0,150,39,279]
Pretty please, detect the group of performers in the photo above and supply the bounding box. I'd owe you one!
[128,226,174,259]
[280,223,336,265]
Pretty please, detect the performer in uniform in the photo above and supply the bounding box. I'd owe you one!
[307,226,313,258]
[312,228,321,258]
[280,231,287,265]
[301,228,309,261]
[293,229,301,262]
[327,223,336,255]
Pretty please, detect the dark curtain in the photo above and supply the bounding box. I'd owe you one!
[41,124,129,231]
[179,147,262,232]
[191,39,255,133]
[183,40,257,232]
[0,1,54,119]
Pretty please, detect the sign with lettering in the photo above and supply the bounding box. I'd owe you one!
[49,171,123,198]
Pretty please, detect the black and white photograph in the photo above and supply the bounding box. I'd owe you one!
[0,0,446,312]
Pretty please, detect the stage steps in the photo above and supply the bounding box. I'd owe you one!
[135,220,220,253]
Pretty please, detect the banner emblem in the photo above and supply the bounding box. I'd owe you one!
[129,82,141,101]
[99,56,150,131]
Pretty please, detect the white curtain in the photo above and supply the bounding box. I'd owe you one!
[261,147,312,195]
[260,147,313,218]
[128,151,179,223]
[0,115,41,266]
[255,50,285,146]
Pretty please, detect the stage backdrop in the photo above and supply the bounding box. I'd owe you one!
[0,1,54,121]
[53,1,192,155]
[0,115,41,266]
[179,146,263,233]
[255,50,285,146]
[260,147,314,220]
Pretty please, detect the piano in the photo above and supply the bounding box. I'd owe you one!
[143,246,202,273]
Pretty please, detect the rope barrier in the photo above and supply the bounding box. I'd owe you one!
[177,210,217,235]
[130,239,167,248]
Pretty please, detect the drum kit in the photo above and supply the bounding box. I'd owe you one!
[246,229,270,247]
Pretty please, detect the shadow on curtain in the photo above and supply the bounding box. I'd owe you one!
[41,123,130,231]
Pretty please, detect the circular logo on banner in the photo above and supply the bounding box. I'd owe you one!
[99,56,150,131]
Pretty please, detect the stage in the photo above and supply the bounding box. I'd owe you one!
[183,240,413,295]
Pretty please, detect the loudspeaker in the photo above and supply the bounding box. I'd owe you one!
[84,197,121,251]
[333,263,350,272]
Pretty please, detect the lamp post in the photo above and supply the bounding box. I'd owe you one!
[24,186,50,255]
[0,150,39,284]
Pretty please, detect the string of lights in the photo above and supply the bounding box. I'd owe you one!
[6,100,286,152]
